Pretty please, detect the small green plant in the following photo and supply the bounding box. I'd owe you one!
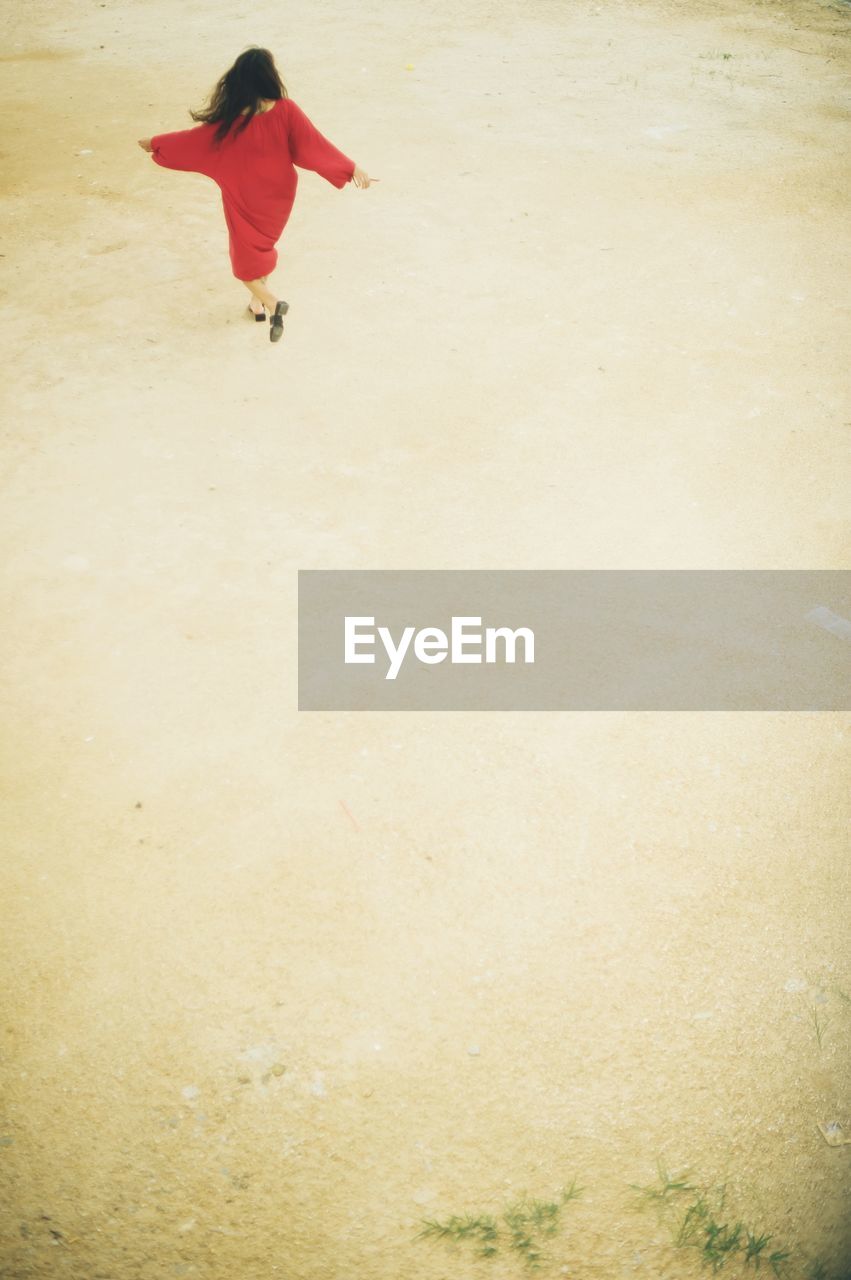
[504,1184,582,1269]
[672,1184,725,1245]
[633,1163,794,1275]
[418,1181,581,1270]
[767,1248,792,1278]
[703,1218,744,1271]
[504,1201,545,1268]
[807,1002,829,1049]
[417,1212,499,1258]
[631,1159,695,1211]
[744,1228,773,1265]
[672,1186,743,1271]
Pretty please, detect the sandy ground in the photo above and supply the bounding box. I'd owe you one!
[1,1,850,1277]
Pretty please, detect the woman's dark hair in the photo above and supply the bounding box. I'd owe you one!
[191,47,287,143]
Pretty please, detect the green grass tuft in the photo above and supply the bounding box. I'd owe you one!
[417,1212,499,1258]
[417,1181,582,1268]
[630,1159,696,1212]
[633,1162,796,1275]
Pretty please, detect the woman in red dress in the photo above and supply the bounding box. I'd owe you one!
[138,47,373,342]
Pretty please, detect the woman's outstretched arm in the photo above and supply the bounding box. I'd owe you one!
[137,125,218,177]
[286,100,372,188]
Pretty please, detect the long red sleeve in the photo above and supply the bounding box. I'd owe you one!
[150,124,218,178]
[284,100,354,188]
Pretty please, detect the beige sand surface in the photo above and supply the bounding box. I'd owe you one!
[1,1,850,1277]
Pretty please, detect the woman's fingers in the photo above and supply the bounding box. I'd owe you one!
[352,165,378,189]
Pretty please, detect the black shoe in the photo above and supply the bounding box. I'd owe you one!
[247,304,267,322]
[270,300,289,343]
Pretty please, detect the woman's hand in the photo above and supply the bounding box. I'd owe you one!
[351,165,376,188]
[137,138,153,153]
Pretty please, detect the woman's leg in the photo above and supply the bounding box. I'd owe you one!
[243,276,278,312]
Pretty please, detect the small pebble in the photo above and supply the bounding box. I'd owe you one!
[467,1045,481,1056]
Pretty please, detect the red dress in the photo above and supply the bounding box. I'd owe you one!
[150,98,354,281]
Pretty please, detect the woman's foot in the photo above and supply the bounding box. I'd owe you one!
[270,300,289,343]
[248,301,266,322]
